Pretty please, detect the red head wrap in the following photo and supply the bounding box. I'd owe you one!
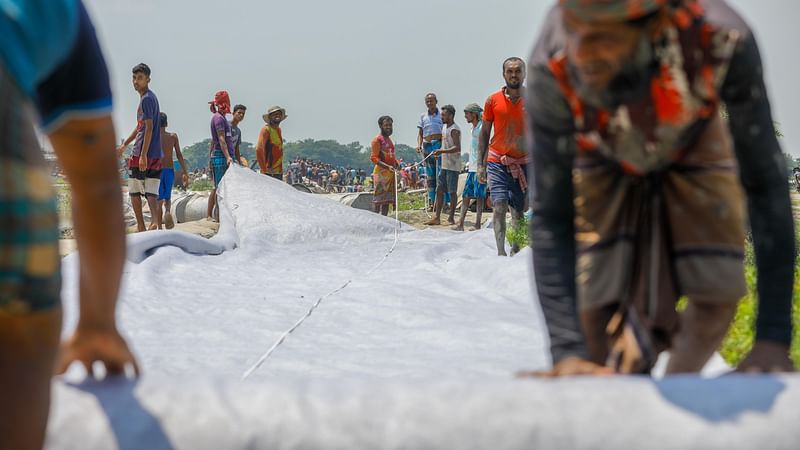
[209,90,231,114]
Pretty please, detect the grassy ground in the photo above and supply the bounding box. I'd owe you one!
[718,192,800,367]
[507,217,530,249]
[188,178,214,192]
[397,191,426,211]
[719,239,800,367]
[720,193,800,366]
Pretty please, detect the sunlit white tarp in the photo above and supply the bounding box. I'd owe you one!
[48,165,799,449]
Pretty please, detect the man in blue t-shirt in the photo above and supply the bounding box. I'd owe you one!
[118,63,162,231]
[0,2,138,448]
[230,104,247,164]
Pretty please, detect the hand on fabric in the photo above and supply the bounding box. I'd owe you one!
[56,327,140,378]
[416,146,422,154]
[138,156,147,172]
[736,341,795,373]
[516,357,615,378]
[227,157,233,166]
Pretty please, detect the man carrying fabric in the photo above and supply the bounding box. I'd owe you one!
[478,57,529,256]
[526,0,795,376]
[118,63,162,231]
[1,2,139,448]
[257,106,287,180]
[454,103,487,231]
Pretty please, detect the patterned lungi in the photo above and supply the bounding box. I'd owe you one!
[574,115,747,353]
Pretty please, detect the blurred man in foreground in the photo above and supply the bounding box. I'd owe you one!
[526,0,795,376]
[0,2,138,448]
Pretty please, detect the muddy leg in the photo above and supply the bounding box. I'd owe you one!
[493,201,508,256]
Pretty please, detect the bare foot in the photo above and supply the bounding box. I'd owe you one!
[447,217,456,225]
[425,219,441,226]
[148,223,158,231]
[451,224,464,231]
[164,212,175,230]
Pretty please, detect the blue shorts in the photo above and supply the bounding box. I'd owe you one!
[488,162,528,211]
[423,140,442,192]
[462,172,487,199]
[158,168,175,201]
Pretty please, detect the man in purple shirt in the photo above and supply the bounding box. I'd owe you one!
[117,63,163,231]
[207,90,236,220]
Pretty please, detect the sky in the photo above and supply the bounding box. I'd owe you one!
[84,0,800,155]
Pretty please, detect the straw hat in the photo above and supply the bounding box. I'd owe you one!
[263,106,287,122]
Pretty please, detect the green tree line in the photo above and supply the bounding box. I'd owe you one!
[179,138,424,171]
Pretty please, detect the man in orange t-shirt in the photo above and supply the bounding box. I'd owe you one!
[478,57,529,256]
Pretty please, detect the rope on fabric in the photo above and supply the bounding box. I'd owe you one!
[241,152,436,380]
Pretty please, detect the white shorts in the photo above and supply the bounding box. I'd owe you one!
[128,167,161,197]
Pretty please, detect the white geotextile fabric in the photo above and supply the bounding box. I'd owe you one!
[49,164,799,449]
[61,164,549,381]
[47,375,800,450]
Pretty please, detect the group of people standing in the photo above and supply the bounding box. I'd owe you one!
[370,57,529,257]
[115,68,290,227]
[206,93,287,220]
[115,57,529,258]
